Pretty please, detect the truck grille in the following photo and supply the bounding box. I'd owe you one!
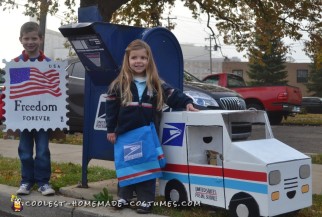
[284,177,298,199]
[220,97,246,110]
[284,177,298,190]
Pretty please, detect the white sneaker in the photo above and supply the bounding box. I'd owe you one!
[16,183,32,195]
[114,199,129,209]
[38,184,55,196]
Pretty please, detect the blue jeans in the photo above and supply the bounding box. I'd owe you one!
[18,129,51,186]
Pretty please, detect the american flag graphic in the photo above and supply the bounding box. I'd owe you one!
[9,67,61,99]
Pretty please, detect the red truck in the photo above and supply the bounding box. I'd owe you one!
[202,73,302,124]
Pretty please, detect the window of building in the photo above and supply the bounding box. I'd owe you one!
[297,69,308,83]
[232,70,243,77]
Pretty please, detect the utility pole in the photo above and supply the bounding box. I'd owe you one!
[162,16,177,30]
[205,35,213,74]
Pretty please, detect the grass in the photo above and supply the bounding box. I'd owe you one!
[312,154,322,164]
[51,132,83,145]
[282,113,322,126]
[0,155,116,192]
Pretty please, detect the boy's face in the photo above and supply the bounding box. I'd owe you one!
[19,30,43,56]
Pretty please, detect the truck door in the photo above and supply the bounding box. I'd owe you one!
[186,125,225,208]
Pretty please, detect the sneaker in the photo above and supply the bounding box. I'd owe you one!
[16,183,32,195]
[38,184,55,196]
[113,198,129,209]
[137,202,152,214]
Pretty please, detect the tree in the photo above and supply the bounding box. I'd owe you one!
[305,28,322,96]
[306,62,322,96]
[0,0,321,55]
[0,0,76,50]
[247,17,288,86]
[247,38,288,86]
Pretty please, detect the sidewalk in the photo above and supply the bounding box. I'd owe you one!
[0,138,321,217]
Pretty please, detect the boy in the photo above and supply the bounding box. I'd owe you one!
[15,21,55,196]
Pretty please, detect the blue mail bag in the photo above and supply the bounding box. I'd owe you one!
[114,123,163,187]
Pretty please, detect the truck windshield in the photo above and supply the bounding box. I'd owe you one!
[223,111,274,141]
[227,74,247,87]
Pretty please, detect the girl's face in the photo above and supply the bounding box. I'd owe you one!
[19,30,43,57]
[129,48,148,77]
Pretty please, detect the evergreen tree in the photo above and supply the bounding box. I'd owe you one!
[305,31,322,96]
[306,57,322,96]
[247,34,288,86]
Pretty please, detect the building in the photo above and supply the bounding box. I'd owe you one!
[182,44,311,96]
[221,61,310,96]
[44,29,71,60]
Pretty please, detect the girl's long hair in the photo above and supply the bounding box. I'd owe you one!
[108,39,164,110]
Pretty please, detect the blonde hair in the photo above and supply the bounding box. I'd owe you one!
[109,39,164,110]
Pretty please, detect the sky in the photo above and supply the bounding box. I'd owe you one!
[0,0,311,68]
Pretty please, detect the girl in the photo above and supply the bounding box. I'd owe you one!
[106,39,198,214]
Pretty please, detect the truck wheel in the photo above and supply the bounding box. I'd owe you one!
[268,113,283,125]
[165,180,188,203]
[229,196,260,217]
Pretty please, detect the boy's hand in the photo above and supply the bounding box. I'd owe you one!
[107,133,116,144]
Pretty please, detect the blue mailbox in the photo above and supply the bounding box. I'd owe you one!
[59,22,184,187]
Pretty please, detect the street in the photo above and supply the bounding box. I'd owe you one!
[271,125,322,154]
[1,125,321,154]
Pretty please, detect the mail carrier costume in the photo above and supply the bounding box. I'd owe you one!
[105,78,193,204]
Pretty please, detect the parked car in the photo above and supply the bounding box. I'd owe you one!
[66,59,250,139]
[301,97,322,114]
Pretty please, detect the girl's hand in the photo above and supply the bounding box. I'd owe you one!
[107,133,117,144]
[186,103,199,112]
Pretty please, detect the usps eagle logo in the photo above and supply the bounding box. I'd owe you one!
[161,123,185,146]
[124,141,143,161]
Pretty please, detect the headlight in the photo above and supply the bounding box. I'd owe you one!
[269,170,281,185]
[299,164,310,179]
[238,98,247,109]
[184,91,219,107]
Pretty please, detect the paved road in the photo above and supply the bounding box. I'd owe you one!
[271,125,322,154]
[1,124,321,154]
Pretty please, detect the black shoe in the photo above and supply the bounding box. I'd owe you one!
[136,203,152,214]
[113,199,129,209]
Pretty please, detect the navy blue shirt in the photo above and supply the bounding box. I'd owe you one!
[105,82,193,135]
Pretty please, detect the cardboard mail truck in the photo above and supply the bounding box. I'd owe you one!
[158,110,312,217]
